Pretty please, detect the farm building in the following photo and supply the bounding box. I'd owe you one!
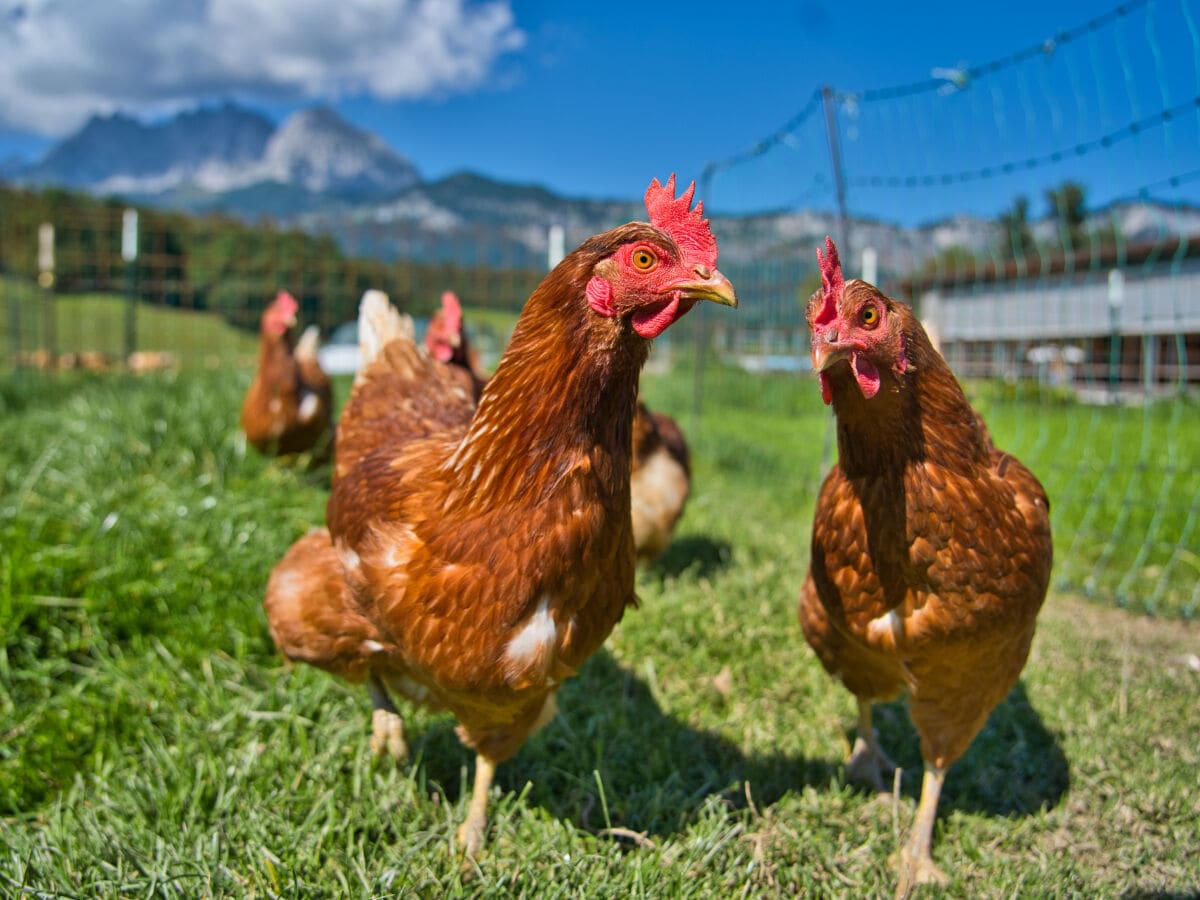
[901,236,1200,398]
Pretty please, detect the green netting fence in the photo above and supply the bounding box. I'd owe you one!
[1,0,1196,617]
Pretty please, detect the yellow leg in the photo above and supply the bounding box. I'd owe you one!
[845,698,895,792]
[895,763,949,897]
[456,754,496,858]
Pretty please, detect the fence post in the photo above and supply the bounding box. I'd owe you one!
[122,209,139,362]
[1107,268,1124,402]
[37,223,55,368]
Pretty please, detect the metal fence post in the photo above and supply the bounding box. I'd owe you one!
[123,209,139,362]
[37,223,55,368]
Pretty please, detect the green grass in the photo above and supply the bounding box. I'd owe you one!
[1,368,1198,897]
[1,280,259,370]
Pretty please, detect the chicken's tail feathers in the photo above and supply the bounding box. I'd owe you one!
[294,324,321,363]
[358,289,415,368]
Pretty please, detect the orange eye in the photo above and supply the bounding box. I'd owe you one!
[631,248,657,271]
[861,306,879,327]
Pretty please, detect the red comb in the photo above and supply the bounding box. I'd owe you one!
[263,290,298,333]
[440,291,462,330]
[644,174,718,269]
[814,236,843,326]
[270,290,299,316]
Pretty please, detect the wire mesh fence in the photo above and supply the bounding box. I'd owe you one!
[0,0,1197,617]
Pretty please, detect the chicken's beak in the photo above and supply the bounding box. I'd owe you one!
[812,341,852,374]
[813,326,864,373]
[676,267,738,308]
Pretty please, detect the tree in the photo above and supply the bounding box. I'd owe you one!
[1045,181,1087,254]
[997,195,1035,259]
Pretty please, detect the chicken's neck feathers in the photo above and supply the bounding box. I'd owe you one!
[832,329,987,480]
[446,277,646,507]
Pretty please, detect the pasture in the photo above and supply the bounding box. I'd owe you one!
[1,363,1197,897]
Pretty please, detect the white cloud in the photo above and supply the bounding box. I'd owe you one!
[0,0,524,135]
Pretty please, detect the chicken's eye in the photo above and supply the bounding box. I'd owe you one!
[861,306,879,327]
[631,248,657,271]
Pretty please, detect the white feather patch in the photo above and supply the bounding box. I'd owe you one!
[297,392,320,423]
[337,543,362,575]
[866,608,905,645]
[503,597,557,680]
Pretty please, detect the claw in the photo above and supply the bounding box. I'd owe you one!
[369,708,408,761]
[845,734,896,794]
[895,847,949,898]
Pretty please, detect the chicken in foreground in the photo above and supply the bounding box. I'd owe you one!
[263,176,737,857]
[241,290,334,462]
[425,290,489,401]
[798,238,1052,893]
[630,401,691,563]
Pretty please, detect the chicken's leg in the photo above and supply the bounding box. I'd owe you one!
[367,674,408,762]
[895,762,949,896]
[456,753,496,858]
[845,698,895,793]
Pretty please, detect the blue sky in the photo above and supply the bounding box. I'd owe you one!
[1,0,1196,224]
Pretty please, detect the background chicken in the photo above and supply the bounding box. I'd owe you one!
[241,290,334,462]
[798,238,1052,892]
[629,400,691,563]
[425,290,489,401]
[263,176,736,856]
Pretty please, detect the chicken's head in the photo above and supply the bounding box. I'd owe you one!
[807,236,910,405]
[426,290,466,363]
[262,290,300,337]
[585,175,737,339]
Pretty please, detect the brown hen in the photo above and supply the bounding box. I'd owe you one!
[241,290,334,462]
[263,176,736,857]
[798,238,1052,893]
[630,401,692,563]
[425,290,489,401]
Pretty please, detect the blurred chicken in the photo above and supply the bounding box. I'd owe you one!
[798,238,1052,893]
[241,290,334,462]
[263,176,736,857]
[630,401,691,563]
[425,290,489,401]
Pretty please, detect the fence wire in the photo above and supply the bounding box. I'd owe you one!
[0,1,1197,618]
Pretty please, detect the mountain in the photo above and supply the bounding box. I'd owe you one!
[8,101,1198,273]
[12,102,419,200]
[19,103,275,193]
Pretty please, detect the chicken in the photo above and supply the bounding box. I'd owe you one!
[425,290,489,401]
[263,176,737,856]
[797,238,1051,893]
[629,401,691,563]
[241,290,334,462]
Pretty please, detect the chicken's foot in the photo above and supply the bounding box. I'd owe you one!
[845,698,895,793]
[367,675,408,762]
[456,754,496,858]
[895,763,949,898]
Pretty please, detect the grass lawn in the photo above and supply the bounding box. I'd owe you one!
[1,281,259,371]
[1,367,1197,897]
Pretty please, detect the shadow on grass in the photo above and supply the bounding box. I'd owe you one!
[646,535,734,581]
[403,649,837,840]
[868,681,1070,818]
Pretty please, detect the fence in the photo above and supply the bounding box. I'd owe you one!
[1,0,1197,617]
